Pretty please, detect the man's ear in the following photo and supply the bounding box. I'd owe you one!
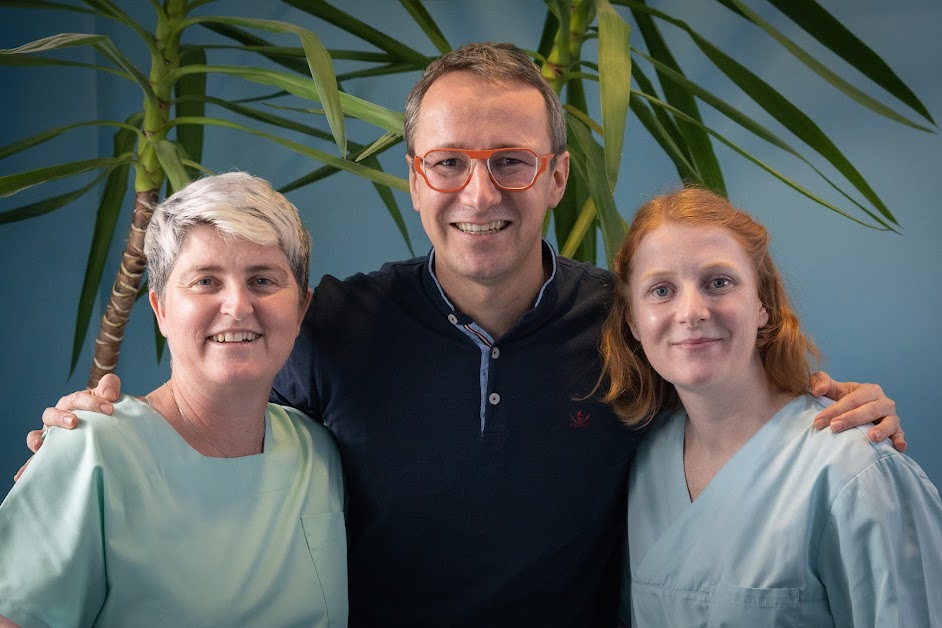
[548,150,570,208]
[407,155,420,212]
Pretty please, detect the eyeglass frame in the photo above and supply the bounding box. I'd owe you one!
[411,147,557,193]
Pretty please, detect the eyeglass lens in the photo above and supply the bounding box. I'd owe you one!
[423,149,539,190]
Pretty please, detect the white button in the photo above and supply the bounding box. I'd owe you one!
[488,392,501,405]
[447,313,458,325]
[491,347,500,359]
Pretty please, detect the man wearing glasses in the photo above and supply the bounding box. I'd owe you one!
[33,42,901,626]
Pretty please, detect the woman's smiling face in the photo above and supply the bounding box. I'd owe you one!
[150,224,310,391]
[626,223,769,396]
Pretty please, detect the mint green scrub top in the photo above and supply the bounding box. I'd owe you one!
[623,394,942,627]
[0,396,347,627]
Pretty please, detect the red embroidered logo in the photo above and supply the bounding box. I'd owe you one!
[569,410,591,429]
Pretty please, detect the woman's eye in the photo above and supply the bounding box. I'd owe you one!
[652,286,671,298]
[710,278,731,289]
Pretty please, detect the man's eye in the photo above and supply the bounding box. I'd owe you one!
[254,277,273,286]
[432,157,465,169]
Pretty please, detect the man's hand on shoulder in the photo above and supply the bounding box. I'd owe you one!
[809,371,905,452]
[14,374,123,481]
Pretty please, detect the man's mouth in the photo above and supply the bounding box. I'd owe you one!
[454,220,508,234]
[210,332,260,343]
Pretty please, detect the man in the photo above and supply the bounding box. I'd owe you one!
[26,43,901,626]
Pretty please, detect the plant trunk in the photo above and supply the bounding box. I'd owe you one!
[87,189,159,388]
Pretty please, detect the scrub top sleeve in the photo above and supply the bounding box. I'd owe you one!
[0,425,108,628]
[816,455,942,628]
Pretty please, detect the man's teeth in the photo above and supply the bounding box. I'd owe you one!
[455,220,508,234]
[211,332,259,343]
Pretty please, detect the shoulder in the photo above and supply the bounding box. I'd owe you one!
[314,256,427,298]
[45,395,155,451]
[555,256,616,295]
[789,396,936,499]
[269,403,340,459]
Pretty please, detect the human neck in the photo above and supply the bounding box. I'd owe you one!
[435,251,549,339]
[149,376,269,458]
[678,362,793,500]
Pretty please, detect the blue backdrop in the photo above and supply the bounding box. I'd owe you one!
[2,1,940,496]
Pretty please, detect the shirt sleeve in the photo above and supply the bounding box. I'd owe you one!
[816,454,942,627]
[0,422,108,628]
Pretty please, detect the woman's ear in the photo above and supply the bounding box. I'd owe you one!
[149,290,169,338]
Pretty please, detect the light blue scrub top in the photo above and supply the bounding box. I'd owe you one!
[623,394,942,627]
[0,396,347,627]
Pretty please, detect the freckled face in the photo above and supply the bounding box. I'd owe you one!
[408,71,569,300]
[626,224,769,395]
[150,225,311,392]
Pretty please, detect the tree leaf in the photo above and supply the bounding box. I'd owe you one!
[763,0,934,124]
[188,16,347,154]
[596,0,632,192]
[175,46,207,178]
[0,169,110,224]
[168,63,404,134]
[633,91,896,230]
[284,0,429,65]
[0,1,98,14]
[354,131,403,162]
[0,32,108,54]
[636,47,898,226]
[0,155,134,197]
[630,2,725,192]
[170,115,409,191]
[359,153,415,256]
[566,114,628,265]
[151,139,192,193]
[0,119,140,161]
[399,0,451,55]
[707,0,933,131]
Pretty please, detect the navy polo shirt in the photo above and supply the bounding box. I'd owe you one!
[272,243,642,627]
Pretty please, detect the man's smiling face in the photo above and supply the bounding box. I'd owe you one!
[408,71,568,302]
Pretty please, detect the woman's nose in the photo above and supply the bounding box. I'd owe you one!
[677,288,708,326]
[220,285,254,321]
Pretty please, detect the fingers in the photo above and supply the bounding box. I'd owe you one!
[808,371,837,398]
[813,382,890,429]
[13,456,33,482]
[96,373,122,401]
[26,429,45,454]
[52,389,115,417]
[888,429,907,454]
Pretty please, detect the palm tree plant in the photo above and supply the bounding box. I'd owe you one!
[0,0,404,386]
[1,0,935,387]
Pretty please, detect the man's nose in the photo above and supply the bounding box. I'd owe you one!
[459,159,502,208]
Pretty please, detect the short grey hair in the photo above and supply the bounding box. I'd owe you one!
[403,42,567,157]
[144,172,311,302]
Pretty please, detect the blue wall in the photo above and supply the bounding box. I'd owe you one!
[2,1,940,497]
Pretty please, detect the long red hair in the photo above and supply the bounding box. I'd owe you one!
[599,187,821,427]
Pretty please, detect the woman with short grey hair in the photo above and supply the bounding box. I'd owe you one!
[0,172,347,626]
